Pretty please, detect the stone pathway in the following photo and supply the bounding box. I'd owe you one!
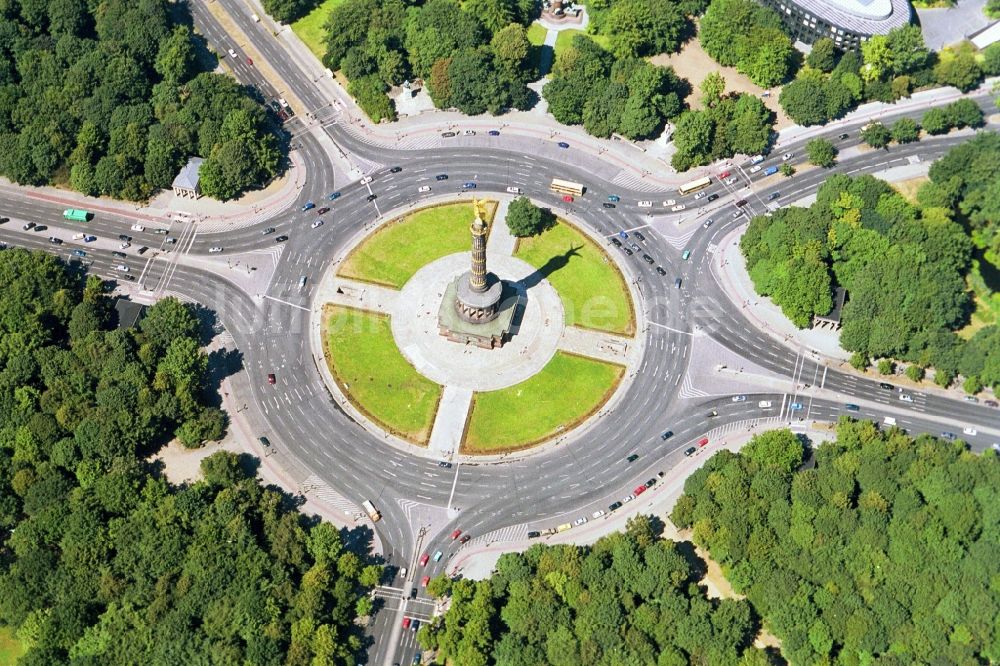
[428,387,474,459]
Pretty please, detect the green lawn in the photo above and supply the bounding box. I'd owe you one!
[554,29,610,57]
[465,352,623,452]
[339,202,495,289]
[324,306,441,443]
[0,626,23,666]
[291,0,345,60]
[527,22,547,46]
[515,220,634,335]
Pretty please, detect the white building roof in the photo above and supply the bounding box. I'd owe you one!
[791,0,911,35]
[172,157,204,191]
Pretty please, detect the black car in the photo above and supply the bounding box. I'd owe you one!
[706,409,718,417]
[120,274,135,281]
[845,404,860,411]
[527,531,541,539]
[48,237,62,244]
[410,587,418,598]
[438,461,452,468]
[655,266,666,276]
[608,501,623,511]
[137,246,149,254]
[603,202,616,209]
[642,254,654,265]
[768,192,781,200]
[623,247,633,256]
[660,430,673,440]
[366,194,378,202]
[0,216,8,224]
[441,132,455,138]
[435,174,449,181]
[258,436,272,448]
[633,231,646,242]
[735,199,748,207]
[684,446,697,457]
[879,382,894,390]
[707,193,719,202]
[112,251,126,259]
[838,133,850,140]
[627,454,639,463]
[275,235,288,243]
[33,225,46,232]
[262,227,276,235]
[118,234,131,242]
[389,166,402,173]
[645,478,656,488]
[610,237,622,247]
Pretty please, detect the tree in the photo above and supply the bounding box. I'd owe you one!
[860,122,891,149]
[805,138,837,167]
[962,375,982,395]
[779,162,794,177]
[604,0,688,59]
[700,72,726,107]
[934,43,982,92]
[849,352,868,371]
[921,107,951,135]
[154,26,195,84]
[505,196,552,236]
[904,364,924,382]
[945,98,983,128]
[779,77,829,126]
[890,117,919,144]
[260,0,315,23]
[464,0,516,35]
[877,358,894,375]
[806,38,837,72]
[491,23,531,76]
[983,42,1000,76]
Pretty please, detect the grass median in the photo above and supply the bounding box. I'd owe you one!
[323,305,441,443]
[339,201,496,289]
[464,351,623,452]
[515,219,634,335]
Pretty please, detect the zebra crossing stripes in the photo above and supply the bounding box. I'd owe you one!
[609,170,664,192]
[474,523,528,546]
[301,474,362,517]
[658,226,698,250]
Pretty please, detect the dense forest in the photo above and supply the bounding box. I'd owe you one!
[0,0,280,201]
[0,249,379,664]
[740,142,1000,392]
[672,422,1000,664]
[417,515,776,665]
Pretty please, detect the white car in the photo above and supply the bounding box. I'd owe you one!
[671,204,686,212]
[418,185,431,193]
[694,191,707,199]
[130,223,144,231]
[573,517,588,526]
[663,199,676,206]
[724,176,738,185]
[119,241,130,249]
[749,165,762,173]
[758,400,772,408]
[782,152,793,161]
[638,200,653,208]
[251,12,260,21]
[462,129,476,136]
[311,220,324,229]
[73,233,86,240]
[591,510,606,519]
[732,395,747,402]
[506,186,520,194]
[963,427,978,436]
[227,48,238,59]
[899,394,913,402]
[622,494,634,503]
[360,175,373,184]
[115,264,129,272]
[208,246,223,253]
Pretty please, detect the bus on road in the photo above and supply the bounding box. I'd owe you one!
[677,177,711,196]
[550,178,585,197]
[63,209,90,222]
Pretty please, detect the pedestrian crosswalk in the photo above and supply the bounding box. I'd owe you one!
[302,474,363,519]
[474,523,528,546]
[677,373,710,399]
[610,170,665,192]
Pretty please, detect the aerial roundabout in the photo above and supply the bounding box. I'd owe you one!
[312,197,647,456]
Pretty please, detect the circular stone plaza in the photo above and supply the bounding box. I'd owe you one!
[311,198,644,458]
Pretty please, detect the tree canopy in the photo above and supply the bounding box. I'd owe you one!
[700,0,795,87]
[672,420,1000,664]
[505,197,553,237]
[671,88,774,171]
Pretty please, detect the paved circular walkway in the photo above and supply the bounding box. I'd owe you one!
[390,253,565,391]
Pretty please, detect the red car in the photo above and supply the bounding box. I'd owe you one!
[634,485,646,496]
[247,57,254,66]
[698,437,709,447]
[421,576,430,588]
[719,170,731,179]
[267,373,276,384]
[317,207,330,215]
[459,534,471,544]
[419,553,429,566]
[450,529,462,540]
[562,195,574,202]
[402,617,411,629]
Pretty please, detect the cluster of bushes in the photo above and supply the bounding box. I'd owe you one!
[671,73,774,170]
[672,422,1000,664]
[418,515,772,664]
[544,35,689,140]
[741,150,1000,391]
[0,249,381,664]
[699,0,796,88]
[263,0,323,23]
[0,0,279,202]
[323,0,540,121]
[585,0,705,59]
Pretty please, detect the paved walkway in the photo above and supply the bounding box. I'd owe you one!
[428,387,473,459]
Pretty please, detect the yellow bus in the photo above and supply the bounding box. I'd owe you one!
[677,176,712,196]
[550,178,585,197]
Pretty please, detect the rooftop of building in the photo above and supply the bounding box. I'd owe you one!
[785,0,912,35]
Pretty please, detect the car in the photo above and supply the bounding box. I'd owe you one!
[681,250,691,260]
[316,207,330,215]
[985,400,999,407]
[275,235,288,243]
[663,199,676,206]
[573,517,587,526]
[608,501,622,511]
[719,171,731,179]
[262,227,276,235]
[413,654,421,665]
[131,223,144,231]
[671,204,686,212]
[227,48,237,58]
[137,246,149,255]
[360,176,373,184]
[838,133,850,140]
[759,400,772,408]
[963,426,978,436]
[749,165,762,173]
[703,218,714,228]
[71,249,86,257]
[112,251,126,259]
[618,230,629,240]
[630,243,640,252]
[153,228,168,234]
[735,199,748,207]
[410,619,419,632]
[843,403,860,412]
[655,266,666,276]
[417,185,431,193]
[879,382,894,390]
[118,234,132,242]
[603,203,616,209]
[366,194,378,202]
[267,373,276,385]
[83,235,96,242]
[622,494,634,503]
[419,553,429,566]
[562,195,574,202]
[610,237,622,247]
[633,485,646,496]
[626,453,639,463]
[421,576,430,587]
[208,246,223,253]
[33,225,46,232]
[119,242,131,249]
[707,193,719,202]
[311,220,324,229]
[782,152,793,160]
[706,409,718,417]
[899,394,913,402]
[301,201,315,211]
[674,278,682,288]
[506,186,520,194]
[252,11,260,20]
[724,176,738,185]
[436,174,449,181]
[432,550,443,562]
[623,247,633,256]
[459,534,470,543]
[48,237,62,245]
[298,276,307,288]
[557,141,570,148]
[940,432,956,441]
[463,182,477,189]
[790,402,804,410]
[768,192,781,201]
[326,192,342,202]
[964,396,979,403]
[732,395,747,402]
[462,130,475,136]
[489,130,501,136]
[451,529,462,540]
[0,216,7,224]
[732,210,744,219]
[642,254,654,265]
[114,264,129,272]
[608,195,621,202]
[694,191,707,199]
[402,617,411,629]
[120,274,135,281]
[527,530,542,538]
[633,232,646,242]
[410,587,418,598]
[389,166,402,173]
[441,131,455,137]
[438,460,452,468]
[697,437,709,448]
[645,478,656,488]
[638,200,653,208]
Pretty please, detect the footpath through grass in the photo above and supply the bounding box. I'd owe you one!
[0,626,23,666]
[324,306,441,443]
[291,0,344,60]
[339,202,495,289]
[465,352,623,452]
[515,220,634,335]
